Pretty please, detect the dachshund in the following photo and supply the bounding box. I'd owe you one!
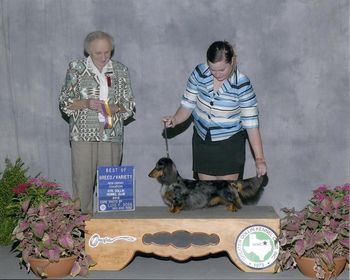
[148,157,268,213]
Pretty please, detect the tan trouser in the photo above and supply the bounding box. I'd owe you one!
[71,141,122,213]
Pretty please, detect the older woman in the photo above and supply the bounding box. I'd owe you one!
[163,41,266,181]
[59,31,135,214]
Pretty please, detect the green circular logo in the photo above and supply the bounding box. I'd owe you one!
[235,225,279,269]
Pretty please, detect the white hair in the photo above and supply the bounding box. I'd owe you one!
[84,31,114,55]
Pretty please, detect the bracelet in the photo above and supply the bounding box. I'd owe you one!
[255,157,265,162]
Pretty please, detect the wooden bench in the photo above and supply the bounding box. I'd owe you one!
[85,206,280,272]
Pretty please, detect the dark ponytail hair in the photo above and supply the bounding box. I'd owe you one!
[206,41,236,64]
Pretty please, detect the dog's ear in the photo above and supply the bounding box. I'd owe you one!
[162,160,172,178]
[172,162,177,174]
[166,159,179,177]
[157,157,179,185]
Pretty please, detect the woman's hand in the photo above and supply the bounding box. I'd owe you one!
[255,158,267,177]
[162,107,192,128]
[162,116,176,128]
[86,99,104,113]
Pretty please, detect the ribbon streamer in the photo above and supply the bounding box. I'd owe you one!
[106,75,112,87]
[101,101,113,129]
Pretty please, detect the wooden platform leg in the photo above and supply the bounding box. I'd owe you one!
[89,248,136,270]
[86,232,138,270]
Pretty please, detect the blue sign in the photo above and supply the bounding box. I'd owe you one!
[96,166,135,212]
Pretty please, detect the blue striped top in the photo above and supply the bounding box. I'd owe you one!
[181,63,259,141]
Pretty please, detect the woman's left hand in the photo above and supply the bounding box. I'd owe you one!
[256,160,267,177]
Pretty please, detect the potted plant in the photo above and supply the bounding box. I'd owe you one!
[277,183,349,279]
[9,177,96,278]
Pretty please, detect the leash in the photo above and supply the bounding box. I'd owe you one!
[163,121,170,158]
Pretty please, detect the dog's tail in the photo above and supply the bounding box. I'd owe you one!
[232,174,268,205]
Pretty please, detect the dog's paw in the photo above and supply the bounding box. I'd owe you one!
[226,203,238,212]
[208,196,222,207]
[169,206,181,213]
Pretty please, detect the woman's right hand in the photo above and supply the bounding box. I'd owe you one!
[162,116,176,128]
[86,99,103,113]
[162,107,191,128]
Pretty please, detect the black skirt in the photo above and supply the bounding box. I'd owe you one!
[192,128,247,176]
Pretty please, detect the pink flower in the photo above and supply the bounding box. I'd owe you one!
[41,180,60,189]
[313,193,326,202]
[340,183,350,192]
[61,191,72,200]
[320,198,333,214]
[46,189,72,200]
[12,183,30,194]
[312,185,329,202]
[27,177,41,186]
[46,189,61,196]
[332,199,342,209]
[19,220,30,231]
[26,177,60,189]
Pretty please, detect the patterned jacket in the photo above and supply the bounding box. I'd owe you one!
[59,58,135,143]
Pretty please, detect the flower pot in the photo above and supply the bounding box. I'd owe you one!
[294,255,347,279]
[28,255,76,278]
